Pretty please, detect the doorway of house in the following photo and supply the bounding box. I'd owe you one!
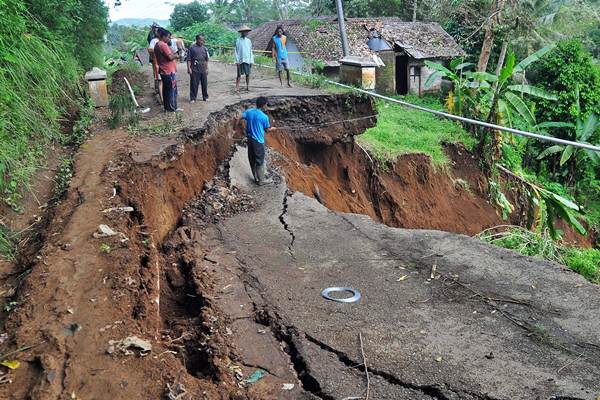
[395,55,409,95]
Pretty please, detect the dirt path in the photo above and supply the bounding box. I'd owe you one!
[1,61,598,400]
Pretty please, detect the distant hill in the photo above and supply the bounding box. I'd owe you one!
[112,18,169,27]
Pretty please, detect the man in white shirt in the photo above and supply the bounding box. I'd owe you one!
[148,35,162,103]
[235,25,254,92]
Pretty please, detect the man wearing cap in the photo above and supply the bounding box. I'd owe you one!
[235,25,254,92]
[240,96,275,185]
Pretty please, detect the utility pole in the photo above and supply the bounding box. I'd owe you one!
[412,0,417,21]
[335,0,350,57]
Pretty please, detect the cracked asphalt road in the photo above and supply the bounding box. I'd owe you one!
[220,146,600,400]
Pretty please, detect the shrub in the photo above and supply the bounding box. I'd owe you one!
[530,39,600,124]
[563,248,600,283]
[177,21,237,54]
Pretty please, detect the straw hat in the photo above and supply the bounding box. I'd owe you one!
[237,25,252,32]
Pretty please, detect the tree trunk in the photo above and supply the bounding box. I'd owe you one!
[477,0,506,72]
[495,40,509,76]
[412,0,418,21]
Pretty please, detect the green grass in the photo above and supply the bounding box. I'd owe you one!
[478,226,600,284]
[357,95,477,165]
[563,248,600,283]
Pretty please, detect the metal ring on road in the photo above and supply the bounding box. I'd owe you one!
[321,287,361,303]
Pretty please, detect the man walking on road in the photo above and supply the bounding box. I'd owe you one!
[235,25,254,92]
[272,25,291,87]
[154,28,182,112]
[240,97,275,185]
[187,35,209,103]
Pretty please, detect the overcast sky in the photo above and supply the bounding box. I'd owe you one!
[106,0,197,21]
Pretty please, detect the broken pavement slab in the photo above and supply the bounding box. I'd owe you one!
[220,146,600,400]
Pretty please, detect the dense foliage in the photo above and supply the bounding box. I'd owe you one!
[178,21,238,52]
[0,0,107,211]
[170,1,210,31]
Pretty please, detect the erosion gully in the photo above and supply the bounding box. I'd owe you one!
[1,93,592,400]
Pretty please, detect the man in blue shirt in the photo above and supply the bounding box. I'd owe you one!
[271,26,291,87]
[241,97,275,185]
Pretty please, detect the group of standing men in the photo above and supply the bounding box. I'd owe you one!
[145,22,293,112]
[144,22,294,185]
[147,23,209,112]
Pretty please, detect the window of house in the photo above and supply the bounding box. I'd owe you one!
[410,66,421,79]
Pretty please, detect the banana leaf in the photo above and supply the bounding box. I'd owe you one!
[424,70,443,90]
[559,145,575,166]
[505,92,536,129]
[514,44,556,73]
[507,84,557,100]
[535,121,575,130]
[537,145,564,160]
[585,149,600,164]
[580,113,598,142]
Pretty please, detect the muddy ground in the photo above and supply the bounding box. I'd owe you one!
[0,61,598,400]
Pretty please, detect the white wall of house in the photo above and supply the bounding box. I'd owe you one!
[286,40,305,70]
[420,58,443,94]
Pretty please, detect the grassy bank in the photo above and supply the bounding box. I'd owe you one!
[0,2,104,258]
[478,227,600,283]
[357,95,476,165]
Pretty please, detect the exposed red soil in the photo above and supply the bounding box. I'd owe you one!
[269,134,594,247]
[269,134,501,235]
[0,92,369,400]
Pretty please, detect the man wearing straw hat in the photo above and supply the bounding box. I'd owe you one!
[235,25,254,92]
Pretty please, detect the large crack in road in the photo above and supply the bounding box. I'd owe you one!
[217,137,600,399]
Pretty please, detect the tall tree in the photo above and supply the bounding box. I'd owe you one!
[477,0,506,72]
[170,1,209,31]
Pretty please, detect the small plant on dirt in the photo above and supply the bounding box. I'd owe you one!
[533,323,547,336]
[53,157,74,202]
[129,118,183,137]
[0,222,17,260]
[65,100,95,146]
[108,94,137,129]
[3,301,18,313]
[100,243,111,254]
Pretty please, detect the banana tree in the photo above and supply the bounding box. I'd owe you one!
[468,45,557,130]
[536,89,600,181]
[424,58,476,117]
[537,93,600,163]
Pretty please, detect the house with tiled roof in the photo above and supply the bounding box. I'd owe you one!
[248,17,465,95]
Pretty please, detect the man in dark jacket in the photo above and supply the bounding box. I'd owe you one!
[187,35,209,103]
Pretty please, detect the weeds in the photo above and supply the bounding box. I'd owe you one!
[477,225,600,284]
[108,94,137,128]
[129,115,183,137]
[53,157,74,201]
[0,223,17,261]
[100,243,111,254]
